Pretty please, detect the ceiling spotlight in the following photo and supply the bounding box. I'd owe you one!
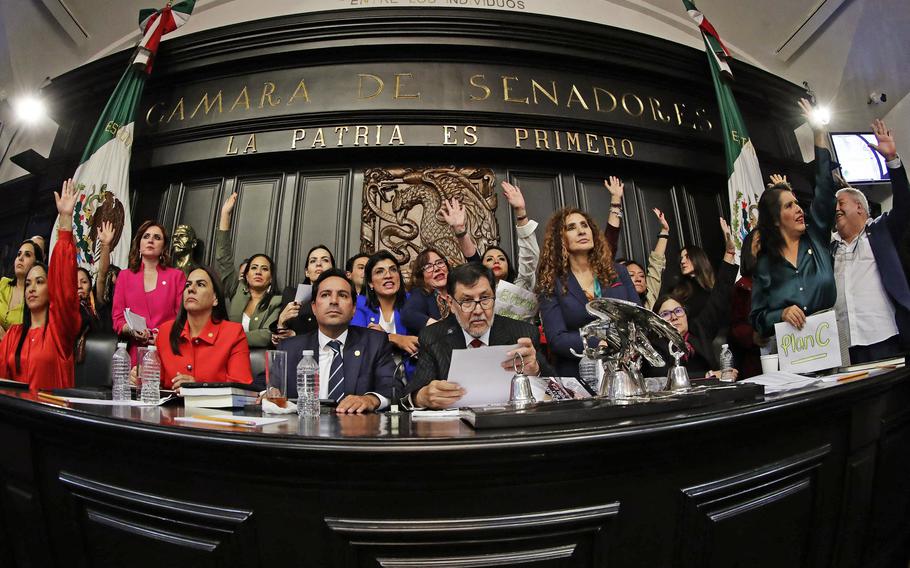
[13,96,47,124]
[810,106,831,126]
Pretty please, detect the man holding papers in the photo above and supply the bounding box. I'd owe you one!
[405,263,553,409]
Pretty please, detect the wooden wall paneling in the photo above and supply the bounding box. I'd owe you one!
[507,172,564,253]
[274,172,297,288]
[291,171,350,286]
[155,183,180,235]
[576,175,636,261]
[347,169,363,263]
[174,178,224,265]
[633,180,684,291]
[681,185,727,267]
[0,424,51,568]
[231,174,283,271]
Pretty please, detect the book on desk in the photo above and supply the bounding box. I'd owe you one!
[179,382,260,409]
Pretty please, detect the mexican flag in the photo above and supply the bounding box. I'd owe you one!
[683,0,764,260]
[51,1,195,272]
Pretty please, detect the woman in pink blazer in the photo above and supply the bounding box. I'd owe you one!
[112,221,186,362]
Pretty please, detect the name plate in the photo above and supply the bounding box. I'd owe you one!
[774,310,842,374]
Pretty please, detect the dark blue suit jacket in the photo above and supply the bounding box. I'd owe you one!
[401,288,442,335]
[831,164,910,347]
[260,325,397,400]
[351,294,416,379]
[538,263,640,377]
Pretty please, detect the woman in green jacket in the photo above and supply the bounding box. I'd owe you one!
[215,192,282,347]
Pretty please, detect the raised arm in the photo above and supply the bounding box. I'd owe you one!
[216,192,240,298]
[798,99,837,237]
[502,181,540,291]
[644,208,670,309]
[868,119,908,239]
[95,221,115,306]
[440,198,479,262]
[603,176,623,253]
[50,179,81,355]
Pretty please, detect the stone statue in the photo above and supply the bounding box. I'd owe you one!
[172,224,199,275]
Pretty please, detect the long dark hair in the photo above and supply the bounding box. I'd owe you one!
[363,251,406,310]
[15,263,48,373]
[756,185,793,263]
[740,230,758,278]
[98,265,121,306]
[481,245,516,283]
[303,244,335,284]
[411,247,450,292]
[128,221,171,272]
[671,245,714,304]
[169,265,228,356]
[241,253,279,311]
[10,240,44,278]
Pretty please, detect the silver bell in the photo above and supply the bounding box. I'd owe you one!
[508,352,536,409]
[665,341,690,392]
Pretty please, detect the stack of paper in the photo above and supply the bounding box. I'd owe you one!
[743,371,820,394]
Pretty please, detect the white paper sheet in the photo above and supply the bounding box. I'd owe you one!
[743,371,820,394]
[447,344,519,408]
[295,283,313,304]
[123,308,147,332]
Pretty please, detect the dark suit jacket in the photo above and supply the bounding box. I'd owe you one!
[269,285,318,336]
[400,288,442,336]
[259,325,397,400]
[538,263,640,377]
[830,164,910,348]
[404,314,554,398]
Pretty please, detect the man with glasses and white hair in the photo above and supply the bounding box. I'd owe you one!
[403,263,553,409]
[831,119,910,363]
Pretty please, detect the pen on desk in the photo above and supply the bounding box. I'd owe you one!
[193,415,258,427]
[37,392,68,404]
[837,371,869,383]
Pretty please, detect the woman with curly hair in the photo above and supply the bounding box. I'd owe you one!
[537,207,639,377]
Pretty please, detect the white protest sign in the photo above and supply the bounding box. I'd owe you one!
[774,310,842,374]
[294,283,312,304]
[494,280,538,321]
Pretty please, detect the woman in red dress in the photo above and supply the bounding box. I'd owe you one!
[0,179,80,390]
[152,265,253,390]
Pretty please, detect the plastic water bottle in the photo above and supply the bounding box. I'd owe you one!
[111,342,131,403]
[719,344,735,382]
[140,346,161,404]
[297,350,320,417]
[578,352,600,394]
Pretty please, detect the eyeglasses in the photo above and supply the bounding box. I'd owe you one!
[454,297,494,312]
[373,266,399,277]
[658,307,686,320]
[421,259,447,273]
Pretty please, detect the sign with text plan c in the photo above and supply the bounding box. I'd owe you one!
[774,310,842,374]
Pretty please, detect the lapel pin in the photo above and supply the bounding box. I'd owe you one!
[162,281,167,285]
[808,249,813,255]
[208,332,214,338]
[355,350,361,357]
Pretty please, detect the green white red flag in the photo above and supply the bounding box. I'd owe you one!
[51,1,195,272]
[683,0,764,258]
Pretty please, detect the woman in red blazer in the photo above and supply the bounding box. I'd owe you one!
[153,266,253,390]
[0,179,80,390]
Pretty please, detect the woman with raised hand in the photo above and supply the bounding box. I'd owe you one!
[0,178,80,390]
[751,99,837,338]
[442,181,542,321]
[216,192,282,347]
[150,265,253,390]
[93,221,119,333]
[536,207,639,377]
[0,238,45,340]
[352,250,419,377]
[620,208,671,311]
[271,244,336,342]
[112,220,186,363]
[401,247,451,334]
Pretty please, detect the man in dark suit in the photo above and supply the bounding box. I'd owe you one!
[268,268,396,413]
[831,119,910,363]
[404,263,553,409]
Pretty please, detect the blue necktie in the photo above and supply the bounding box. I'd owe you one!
[326,340,345,401]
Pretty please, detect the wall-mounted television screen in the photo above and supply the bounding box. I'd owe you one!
[831,133,889,184]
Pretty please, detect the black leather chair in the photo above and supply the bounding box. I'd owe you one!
[249,348,266,380]
[74,332,119,387]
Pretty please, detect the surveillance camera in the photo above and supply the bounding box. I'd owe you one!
[869,92,888,105]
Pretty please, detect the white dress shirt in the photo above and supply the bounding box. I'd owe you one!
[832,220,898,347]
[317,329,389,409]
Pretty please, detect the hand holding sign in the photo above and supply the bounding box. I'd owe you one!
[774,310,842,374]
